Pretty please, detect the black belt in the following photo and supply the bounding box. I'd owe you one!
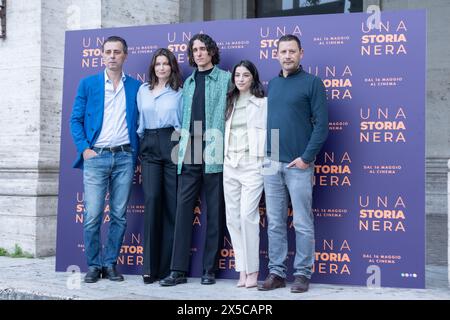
[144,127,175,134]
[93,144,131,153]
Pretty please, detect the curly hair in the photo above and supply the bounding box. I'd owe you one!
[187,33,220,68]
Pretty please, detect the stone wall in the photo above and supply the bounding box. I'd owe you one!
[101,0,179,27]
[0,0,46,256]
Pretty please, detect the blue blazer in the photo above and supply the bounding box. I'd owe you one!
[70,71,141,169]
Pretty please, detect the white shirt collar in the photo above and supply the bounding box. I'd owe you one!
[104,69,126,84]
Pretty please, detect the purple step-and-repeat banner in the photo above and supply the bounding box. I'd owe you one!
[56,10,426,288]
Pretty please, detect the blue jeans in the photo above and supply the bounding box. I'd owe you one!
[82,148,134,269]
[263,159,315,279]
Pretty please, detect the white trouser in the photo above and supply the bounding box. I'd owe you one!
[223,156,264,273]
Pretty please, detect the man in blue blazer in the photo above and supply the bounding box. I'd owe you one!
[70,36,141,283]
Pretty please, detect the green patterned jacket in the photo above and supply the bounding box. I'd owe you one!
[177,66,231,174]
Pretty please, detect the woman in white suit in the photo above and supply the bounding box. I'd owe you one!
[223,60,267,288]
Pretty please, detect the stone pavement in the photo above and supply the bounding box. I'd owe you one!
[0,256,449,300]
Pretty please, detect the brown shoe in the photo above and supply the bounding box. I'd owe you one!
[291,275,310,293]
[257,273,285,291]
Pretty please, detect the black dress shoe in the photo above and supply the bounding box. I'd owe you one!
[84,267,102,283]
[201,271,216,285]
[159,271,187,286]
[142,275,157,284]
[102,265,124,281]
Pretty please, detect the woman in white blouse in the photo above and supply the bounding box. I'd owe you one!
[137,48,183,284]
[223,60,267,288]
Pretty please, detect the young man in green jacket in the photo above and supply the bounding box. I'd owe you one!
[160,33,231,286]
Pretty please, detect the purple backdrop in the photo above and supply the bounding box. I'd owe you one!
[56,10,426,288]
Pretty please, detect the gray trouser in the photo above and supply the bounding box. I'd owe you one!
[263,159,315,279]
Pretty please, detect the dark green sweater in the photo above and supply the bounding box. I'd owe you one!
[267,67,328,164]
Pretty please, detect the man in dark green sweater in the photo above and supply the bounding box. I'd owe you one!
[258,34,328,293]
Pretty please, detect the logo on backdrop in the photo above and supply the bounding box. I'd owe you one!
[259,25,303,60]
[314,151,352,187]
[219,236,236,271]
[359,195,407,233]
[306,65,353,101]
[314,239,351,276]
[361,19,408,56]
[81,36,105,69]
[360,106,407,143]
[167,31,197,64]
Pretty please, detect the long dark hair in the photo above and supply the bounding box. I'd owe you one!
[147,48,182,90]
[225,60,265,120]
[187,33,220,68]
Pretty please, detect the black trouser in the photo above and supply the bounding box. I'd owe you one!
[170,163,225,273]
[140,127,178,279]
